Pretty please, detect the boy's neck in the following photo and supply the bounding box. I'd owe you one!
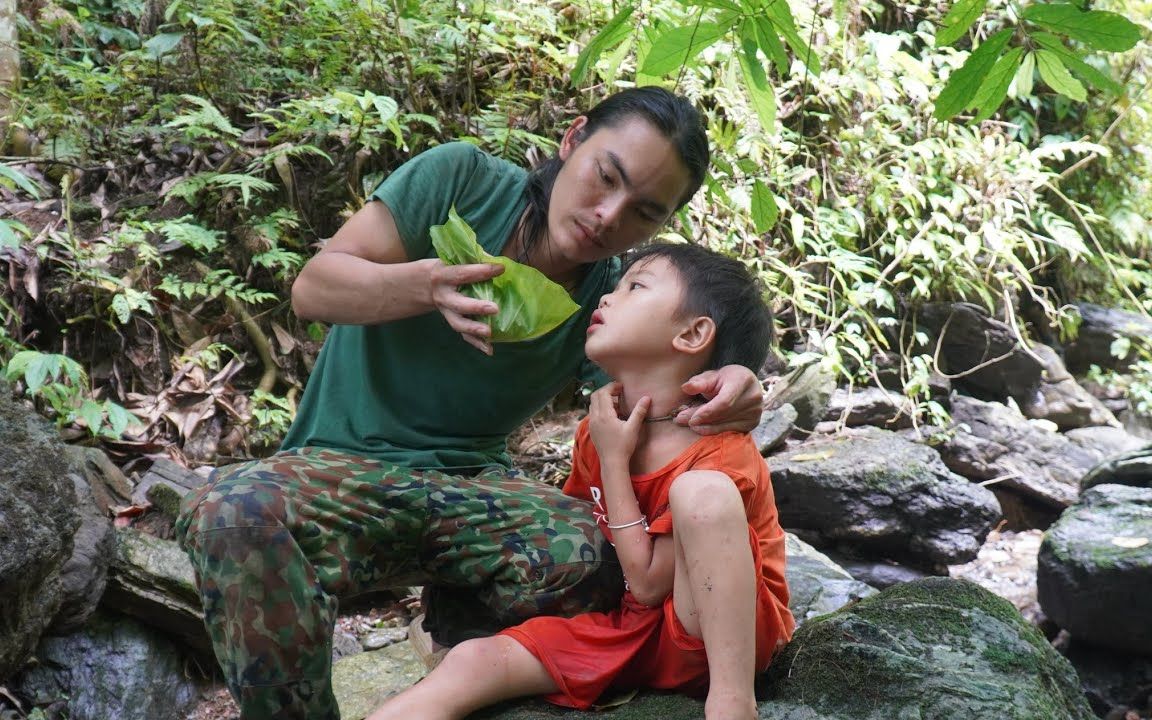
[611,363,703,471]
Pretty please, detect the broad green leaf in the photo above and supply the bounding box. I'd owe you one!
[750,180,780,233]
[429,208,579,343]
[77,399,105,435]
[1022,4,1142,52]
[936,0,988,47]
[104,402,138,437]
[23,352,52,394]
[572,4,635,86]
[762,1,821,75]
[1032,33,1124,94]
[737,26,776,131]
[0,219,26,249]
[640,22,727,76]
[1012,51,1036,97]
[0,165,42,199]
[969,46,1024,122]
[143,31,185,60]
[1037,49,1087,101]
[751,15,789,75]
[933,28,1014,121]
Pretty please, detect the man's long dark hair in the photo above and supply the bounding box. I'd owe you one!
[515,87,710,262]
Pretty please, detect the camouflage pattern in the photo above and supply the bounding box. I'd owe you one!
[174,447,623,719]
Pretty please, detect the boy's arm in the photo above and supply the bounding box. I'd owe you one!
[587,383,676,607]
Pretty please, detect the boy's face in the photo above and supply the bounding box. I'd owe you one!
[585,256,689,369]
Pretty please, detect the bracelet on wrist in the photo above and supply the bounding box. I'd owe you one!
[606,515,649,531]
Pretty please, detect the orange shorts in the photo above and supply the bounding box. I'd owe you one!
[500,528,791,709]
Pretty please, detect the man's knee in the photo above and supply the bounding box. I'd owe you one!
[175,463,291,554]
[669,471,746,531]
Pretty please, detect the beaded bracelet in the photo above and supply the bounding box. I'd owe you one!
[606,515,649,531]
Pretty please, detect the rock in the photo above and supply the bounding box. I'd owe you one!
[50,453,115,633]
[1064,303,1152,375]
[13,612,200,720]
[949,529,1044,625]
[362,627,408,651]
[765,362,836,432]
[770,427,1001,567]
[474,691,705,720]
[0,389,80,680]
[333,641,427,720]
[332,630,363,662]
[752,403,797,454]
[757,577,1095,720]
[71,444,133,512]
[821,386,916,429]
[101,527,211,658]
[1061,637,1152,718]
[1065,427,1148,465]
[783,534,876,623]
[1080,446,1152,491]
[1019,344,1120,430]
[917,302,1043,402]
[827,554,934,589]
[932,395,1116,510]
[1037,484,1152,656]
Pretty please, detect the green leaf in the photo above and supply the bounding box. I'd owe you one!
[936,0,988,47]
[751,15,789,75]
[640,22,727,76]
[572,4,635,86]
[1036,49,1087,101]
[969,46,1024,122]
[1032,33,1124,94]
[1013,51,1036,97]
[737,25,776,132]
[0,165,42,199]
[761,1,820,75]
[143,31,185,59]
[77,399,104,435]
[750,180,780,233]
[933,28,1014,121]
[0,219,27,249]
[104,402,138,437]
[1022,4,1142,52]
[429,208,579,343]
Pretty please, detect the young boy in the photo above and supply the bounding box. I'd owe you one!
[368,243,794,720]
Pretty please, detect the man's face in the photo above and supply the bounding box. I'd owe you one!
[584,256,687,367]
[546,117,692,266]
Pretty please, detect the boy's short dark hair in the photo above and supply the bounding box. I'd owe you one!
[622,243,774,373]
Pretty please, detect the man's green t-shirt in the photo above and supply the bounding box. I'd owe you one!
[281,142,616,472]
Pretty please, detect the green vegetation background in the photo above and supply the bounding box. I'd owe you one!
[0,0,1149,465]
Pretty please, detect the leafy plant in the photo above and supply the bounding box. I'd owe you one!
[4,350,139,438]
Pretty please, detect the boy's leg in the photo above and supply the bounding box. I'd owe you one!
[175,448,434,719]
[668,471,758,720]
[366,635,556,720]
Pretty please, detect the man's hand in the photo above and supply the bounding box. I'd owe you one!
[589,383,650,466]
[427,259,504,355]
[676,365,764,435]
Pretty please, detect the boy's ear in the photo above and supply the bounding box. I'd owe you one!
[672,316,715,357]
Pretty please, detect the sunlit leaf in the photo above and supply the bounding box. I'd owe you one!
[0,165,42,199]
[1012,51,1036,97]
[751,15,789,75]
[572,4,635,86]
[143,31,185,60]
[1036,49,1087,101]
[936,0,988,47]
[737,24,776,132]
[1022,4,1142,52]
[430,208,579,342]
[1032,33,1124,94]
[969,46,1024,122]
[640,22,727,76]
[934,28,1014,121]
[750,180,779,233]
[762,1,820,75]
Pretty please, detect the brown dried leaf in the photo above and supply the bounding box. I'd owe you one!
[271,321,296,355]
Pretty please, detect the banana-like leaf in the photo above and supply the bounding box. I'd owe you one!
[430,208,580,343]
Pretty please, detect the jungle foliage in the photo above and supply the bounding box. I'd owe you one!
[0,0,1149,464]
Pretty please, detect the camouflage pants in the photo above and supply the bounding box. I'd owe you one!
[174,447,623,720]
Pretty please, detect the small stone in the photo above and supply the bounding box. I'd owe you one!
[362,628,408,651]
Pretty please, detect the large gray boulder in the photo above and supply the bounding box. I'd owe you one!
[13,611,201,720]
[782,534,876,623]
[769,427,1001,568]
[1080,446,1152,491]
[1018,344,1119,430]
[1064,303,1152,374]
[757,577,1094,720]
[0,390,80,680]
[821,386,916,430]
[917,302,1043,402]
[933,395,1131,510]
[1037,484,1152,656]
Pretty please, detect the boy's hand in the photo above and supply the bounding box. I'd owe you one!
[589,383,650,465]
[677,365,764,435]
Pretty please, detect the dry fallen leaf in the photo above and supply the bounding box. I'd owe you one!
[1110,537,1149,549]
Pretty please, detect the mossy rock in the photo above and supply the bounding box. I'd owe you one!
[471,689,703,719]
[757,577,1094,720]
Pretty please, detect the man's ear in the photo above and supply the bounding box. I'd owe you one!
[672,316,716,357]
[558,116,589,161]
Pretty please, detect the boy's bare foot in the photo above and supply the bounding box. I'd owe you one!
[704,690,758,720]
